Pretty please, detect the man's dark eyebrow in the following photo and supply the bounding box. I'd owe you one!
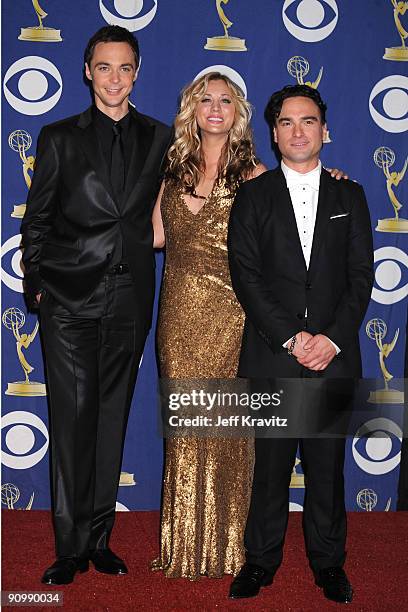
[277,115,319,123]
[93,62,134,68]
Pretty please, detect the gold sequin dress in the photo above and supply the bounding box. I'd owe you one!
[152,179,254,579]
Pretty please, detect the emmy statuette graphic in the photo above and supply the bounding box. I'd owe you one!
[287,56,323,90]
[374,147,408,233]
[1,484,34,510]
[356,488,391,511]
[205,0,247,51]
[384,0,408,60]
[19,0,62,42]
[366,318,404,404]
[2,307,47,396]
[287,56,331,143]
[356,488,377,511]
[8,130,35,219]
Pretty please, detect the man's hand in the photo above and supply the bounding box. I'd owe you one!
[291,331,314,359]
[36,292,42,304]
[296,334,336,371]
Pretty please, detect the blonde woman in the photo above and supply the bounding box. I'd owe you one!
[151,73,266,579]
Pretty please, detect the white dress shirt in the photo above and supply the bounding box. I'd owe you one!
[281,160,340,354]
[281,160,321,269]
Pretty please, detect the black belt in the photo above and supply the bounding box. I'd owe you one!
[109,262,130,275]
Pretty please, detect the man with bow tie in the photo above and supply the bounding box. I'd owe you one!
[21,26,171,585]
[227,85,373,604]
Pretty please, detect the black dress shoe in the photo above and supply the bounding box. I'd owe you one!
[229,563,276,599]
[90,548,128,575]
[315,567,353,603]
[41,557,89,585]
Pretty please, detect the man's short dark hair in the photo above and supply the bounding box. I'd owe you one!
[265,84,327,127]
[84,25,140,68]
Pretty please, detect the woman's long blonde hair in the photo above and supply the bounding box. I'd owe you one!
[165,72,258,193]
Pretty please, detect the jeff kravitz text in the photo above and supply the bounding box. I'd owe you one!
[168,414,288,428]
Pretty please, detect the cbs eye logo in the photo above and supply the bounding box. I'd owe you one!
[100,0,158,31]
[372,246,408,305]
[1,411,49,470]
[3,56,62,116]
[369,75,408,133]
[194,65,247,99]
[1,234,24,294]
[352,417,401,475]
[282,0,338,43]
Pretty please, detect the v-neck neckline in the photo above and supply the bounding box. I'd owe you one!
[180,181,217,216]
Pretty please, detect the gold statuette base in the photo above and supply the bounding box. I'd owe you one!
[119,472,136,486]
[205,36,247,51]
[367,388,404,404]
[5,381,47,396]
[11,204,26,219]
[383,47,408,61]
[376,217,408,233]
[19,27,62,42]
[289,475,305,488]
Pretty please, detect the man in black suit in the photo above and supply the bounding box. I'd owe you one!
[228,85,373,603]
[21,26,171,585]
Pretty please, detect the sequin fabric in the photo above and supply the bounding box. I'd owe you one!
[151,180,254,579]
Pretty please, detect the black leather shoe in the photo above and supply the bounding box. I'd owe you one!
[229,563,276,599]
[41,557,89,585]
[90,548,128,575]
[315,567,353,603]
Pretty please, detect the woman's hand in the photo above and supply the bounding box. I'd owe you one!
[326,168,349,180]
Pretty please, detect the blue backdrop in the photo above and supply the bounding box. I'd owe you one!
[1,0,407,514]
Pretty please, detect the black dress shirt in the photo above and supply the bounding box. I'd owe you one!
[93,105,135,184]
[93,106,137,264]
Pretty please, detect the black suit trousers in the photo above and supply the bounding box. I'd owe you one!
[244,366,348,573]
[245,436,346,573]
[39,271,147,558]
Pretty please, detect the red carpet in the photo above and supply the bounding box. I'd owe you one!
[2,511,408,611]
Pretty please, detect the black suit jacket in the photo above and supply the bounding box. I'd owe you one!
[228,167,374,378]
[21,105,171,325]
